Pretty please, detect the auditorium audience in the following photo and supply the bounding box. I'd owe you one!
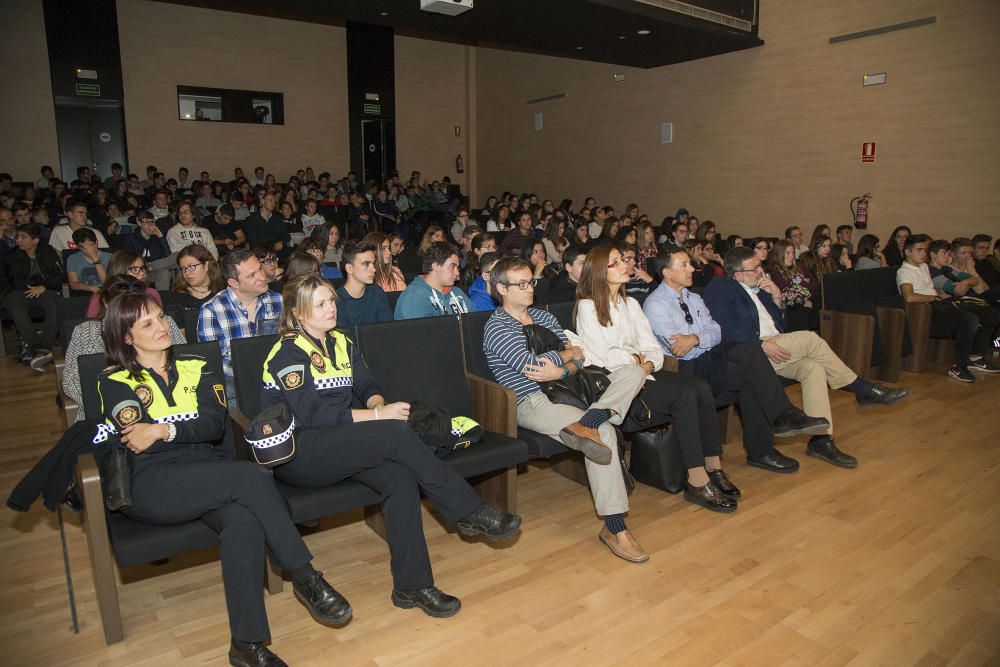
[854,234,886,270]
[167,200,219,259]
[336,240,392,327]
[767,239,819,332]
[364,231,407,292]
[883,225,911,267]
[1,223,64,368]
[163,244,225,313]
[395,242,474,319]
[467,252,500,311]
[85,250,161,317]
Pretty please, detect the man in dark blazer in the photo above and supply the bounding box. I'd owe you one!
[703,246,910,471]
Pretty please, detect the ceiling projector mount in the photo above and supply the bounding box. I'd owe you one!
[420,0,473,17]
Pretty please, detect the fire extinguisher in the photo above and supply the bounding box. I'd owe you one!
[850,193,871,229]
[456,154,464,174]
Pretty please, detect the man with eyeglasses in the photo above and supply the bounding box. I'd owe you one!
[644,247,831,473]
[198,249,282,405]
[483,256,650,562]
[702,247,911,471]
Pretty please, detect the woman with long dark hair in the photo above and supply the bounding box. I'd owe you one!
[363,231,407,292]
[262,273,521,618]
[883,225,911,266]
[97,292,350,666]
[574,244,738,515]
[855,234,887,270]
[520,239,559,280]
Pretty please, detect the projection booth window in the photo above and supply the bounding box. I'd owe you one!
[177,86,284,125]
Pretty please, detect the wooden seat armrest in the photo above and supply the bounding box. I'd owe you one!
[466,373,517,438]
[662,356,679,373]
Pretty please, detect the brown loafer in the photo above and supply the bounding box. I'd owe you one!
[598,526,649,563]
[559,422,612,464]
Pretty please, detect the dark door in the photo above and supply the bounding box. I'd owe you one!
[53,101,126,181]
[361,119,384,185]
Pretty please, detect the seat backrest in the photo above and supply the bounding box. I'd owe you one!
[230,334,281,417]
[821,271,865,311]
[79,341,225,423]
[396,248,423,275]
[356,316,472,416]
[546,301,575,331]
[386,290,402,312]
[55,296,92,344]
[459,311,495,380]
[865,267,902,301]
[182,309,200,342]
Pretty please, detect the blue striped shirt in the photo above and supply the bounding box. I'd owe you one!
[483,307,568,404]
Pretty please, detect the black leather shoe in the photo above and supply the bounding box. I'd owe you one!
[805,438,858,468]
[391,587,462,618]
[856,383,911,407]
[747,451,800,473]
[772,408,830,437]
[456,503,522,541]
[293,570,352,627]
[707,468,741,498]
[684,481,738,513]
[229,640,287,667]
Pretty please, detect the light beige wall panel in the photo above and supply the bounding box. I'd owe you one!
[395,35,468,188]
[116,0,349,181]
[1,0,59,181]
[476,0,1000,240]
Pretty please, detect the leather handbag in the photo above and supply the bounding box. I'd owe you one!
[628,427,685,494]
[523,323,610,409]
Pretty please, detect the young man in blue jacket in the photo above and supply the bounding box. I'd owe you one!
[394,242,475,319]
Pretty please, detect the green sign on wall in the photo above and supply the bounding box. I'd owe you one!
[363,103,381,115]
[76,82,101,97]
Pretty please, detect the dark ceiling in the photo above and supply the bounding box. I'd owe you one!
[156,0,763,69]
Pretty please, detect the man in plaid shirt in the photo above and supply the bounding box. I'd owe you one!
[198,248,282,406]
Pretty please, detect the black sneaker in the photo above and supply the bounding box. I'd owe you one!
[948,365,976,383]
[968,358,1000,374]
[17,341,32,365]
[29,348,53,372]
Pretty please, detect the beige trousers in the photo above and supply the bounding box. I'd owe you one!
[768,330,858,435]
[516,364,648,516]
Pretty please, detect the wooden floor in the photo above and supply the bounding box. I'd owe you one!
[1,354,998,666]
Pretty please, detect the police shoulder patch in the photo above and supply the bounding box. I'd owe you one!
[277,364,306,390]
[213,384,227,406]
[134,384,153,408]
[310,351,326,373]
[112,399,142,428]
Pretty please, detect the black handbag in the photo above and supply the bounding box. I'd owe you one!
[523,323,610,409]
[628,427,685,494]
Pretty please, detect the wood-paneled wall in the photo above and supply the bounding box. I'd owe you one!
[0,0,60,181]
[115,0,351,182]
[475,0,1000,241]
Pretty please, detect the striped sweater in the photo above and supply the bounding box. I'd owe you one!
[483,307,568,404]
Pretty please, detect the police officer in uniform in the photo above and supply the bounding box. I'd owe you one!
[97,292,350,667]
[261,273,522,618]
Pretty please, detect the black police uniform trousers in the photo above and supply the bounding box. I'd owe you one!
[679,341,794,459]
[635,370,723,470]
[126,447,312,643]
[274,420,482,591]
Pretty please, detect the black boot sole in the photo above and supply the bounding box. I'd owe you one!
[391,591,462,618]
[746,458,800,474]
[293,588,353,627]
[773,422,830,437]
[683,489,737,513]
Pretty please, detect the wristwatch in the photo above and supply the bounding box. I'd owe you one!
[165,423,177,442]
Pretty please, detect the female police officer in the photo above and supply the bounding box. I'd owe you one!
[261,273,521,619]
[97,292,350,667]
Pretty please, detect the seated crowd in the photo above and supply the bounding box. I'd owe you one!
[2,163,998,665]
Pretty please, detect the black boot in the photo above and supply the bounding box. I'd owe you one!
[391,587,462,618]
[772,408,829,437]
[456,504,521,541]
[229,639,287,667]
[293,569,352,627]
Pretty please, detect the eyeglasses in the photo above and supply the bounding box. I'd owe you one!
[501,278,539,290]
[736,263,764,274]
[177,262,206,273]
[127,264,149,275]
[679,300,694,325]
[261,257,277,265]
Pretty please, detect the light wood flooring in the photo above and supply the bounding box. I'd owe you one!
[1,355,998,666]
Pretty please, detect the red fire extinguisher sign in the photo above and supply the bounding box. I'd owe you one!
[861,142,876,163]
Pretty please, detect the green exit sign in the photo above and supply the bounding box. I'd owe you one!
[363,103,381,115]
[76,82,101,97]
